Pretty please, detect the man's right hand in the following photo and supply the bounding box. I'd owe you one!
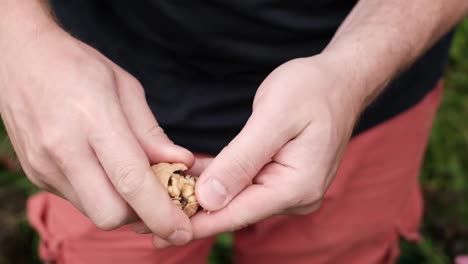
[0,1,194,246]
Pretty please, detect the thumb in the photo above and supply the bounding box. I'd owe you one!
[116,72,194,167]
[196,110,296,211]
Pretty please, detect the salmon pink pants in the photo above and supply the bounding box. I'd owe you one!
[27,83,442,264]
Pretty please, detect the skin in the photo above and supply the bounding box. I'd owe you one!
[1,0,194,245]
[155,0,468,247]
[1,0,467,249]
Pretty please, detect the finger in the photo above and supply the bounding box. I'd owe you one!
[152,235,172,249]
[192,163,292,239]
[261,122,337,217]
[196,109,300,211]
[86,48,194,166]
[191,185,281,239]
[130,221,152,234]
[49,138,137,230]
[186,157,213,176]
[89,105,192,245]
[273,121,345,196]
[112,66,194,166]
[3,121,86,214]
[20,156,86,215]
[38,171,85,213]
[281,202,322,215]
[25,167,82,210]
[129,154,215,233]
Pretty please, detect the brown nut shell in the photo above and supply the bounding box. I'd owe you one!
[183,203,199,218]
[151,162,188,188]
[151,162,200,218]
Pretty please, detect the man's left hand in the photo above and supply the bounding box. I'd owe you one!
[153,53,367,247]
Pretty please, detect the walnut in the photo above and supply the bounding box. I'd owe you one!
[151,162,200,217]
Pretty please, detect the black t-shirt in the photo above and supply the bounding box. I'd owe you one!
[49,0,453,155]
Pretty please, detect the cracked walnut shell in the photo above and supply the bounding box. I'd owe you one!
[151,162,200,217]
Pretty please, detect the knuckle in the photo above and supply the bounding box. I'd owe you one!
[27,175,49,190]
[119,74,145,96]
[290,187,323,208]
[294,208,314,216]
[25,151,52,176]
[281,188,302,208]
[295,202,323,216]
[71,99,102,129]
[129,76,145,94]
[41,138,72,170]
[270,177,303,208]
[308,187,324,204]
[66,58,116,95]
[86,197,131,231]
[144,124,167,139]
[294,209,311,216]
[22,153,62,190]
[80,58,116,85]
[21,165,55,192]
[282,172,325,208]
[25,151,43,171]
[114,165,145,198]
[41,133,65,155]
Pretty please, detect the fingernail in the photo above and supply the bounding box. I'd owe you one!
[168,229,191,246]
[198,178,227,210]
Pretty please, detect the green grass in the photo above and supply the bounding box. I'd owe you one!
[398,20,468,263]
[209,233,233,264]
[0,19,467,264]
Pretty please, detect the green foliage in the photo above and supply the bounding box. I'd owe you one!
[398,19,468,263]
[209,233,233,264]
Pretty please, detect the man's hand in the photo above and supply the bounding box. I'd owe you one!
[151,54,364,247]
[191,55,361,236]
[0,2,194,245]
[152,0,468,247]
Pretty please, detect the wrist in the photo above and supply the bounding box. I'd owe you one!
[301,52,378,120]
[319,0,468,112]
[320,45,395,110]
[278,55,364,135]
[0,0,61,54]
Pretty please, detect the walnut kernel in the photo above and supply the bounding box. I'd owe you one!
[151,162,200,217]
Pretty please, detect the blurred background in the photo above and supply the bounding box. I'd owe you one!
[0,20,467,264]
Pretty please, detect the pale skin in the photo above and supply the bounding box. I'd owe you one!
[0,0,467,249]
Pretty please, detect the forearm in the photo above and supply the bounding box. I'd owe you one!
[0,0,58,52]
[323,0,468,106]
